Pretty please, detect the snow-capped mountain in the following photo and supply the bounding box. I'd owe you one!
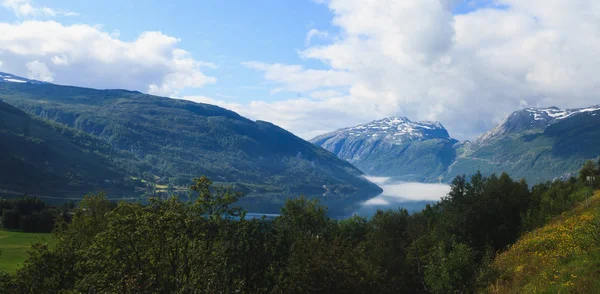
[313,117,450,143]
[313,104,600,185]
[311,117,458,182]
[0,72,47,84]
[478,105,600,143]
[445,103,600,184]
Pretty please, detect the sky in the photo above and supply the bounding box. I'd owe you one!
[1,0,600,140]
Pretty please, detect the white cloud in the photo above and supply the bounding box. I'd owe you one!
[0,21,216,96]
[234,0,600,140]
[379,181,451,202]
[26,60,53,81]
[363,197,390,206]
[242,61,355,92]
[1,0,78,18]
[183,91,385,139]
[360,176,450,205]
[309,89,342,99]
[51,55,69,65]
[305,28,329,46]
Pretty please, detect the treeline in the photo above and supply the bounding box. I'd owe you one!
[0,162,597,293]
[0,197,74,233]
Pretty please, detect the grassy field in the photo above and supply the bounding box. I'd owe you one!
[0,229,56,274]
[489,191,600,293]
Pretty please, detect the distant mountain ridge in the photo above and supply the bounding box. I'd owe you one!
[313,105,600,184]
[0,72,48,84]
[477,105,600,143]
[316,117,450,140]
[311,117,458,182]
[0,72,381,214]
[447,105,600,183]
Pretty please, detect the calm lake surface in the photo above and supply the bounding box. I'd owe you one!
[244,176,451,219]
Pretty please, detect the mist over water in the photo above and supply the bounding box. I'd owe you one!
[353,176,450,217]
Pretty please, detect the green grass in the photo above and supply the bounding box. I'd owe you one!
[0,229,56,274]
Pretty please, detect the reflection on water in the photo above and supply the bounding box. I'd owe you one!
[353,176,450,217]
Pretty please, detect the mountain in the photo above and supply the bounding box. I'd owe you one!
[0,99,146,198]
[0,72,47,84]
[445,105,600,183]
[311,117,458,182]
[0,72,381,214]
[477,106,600,143]
[313,105,600,185]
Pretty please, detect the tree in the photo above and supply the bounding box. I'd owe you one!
[579,160,598,183]
[425,242,477,293]
[1,209,20,230]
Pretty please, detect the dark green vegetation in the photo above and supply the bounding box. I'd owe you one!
[0,100,146,197]
[0,230,56,274]
[314,107,600,185]
[0,77,381,213]
[1,162,597,293]
[311,117,458,182]
[0,197,73,233]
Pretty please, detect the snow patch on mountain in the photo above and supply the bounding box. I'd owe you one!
[0,72,46,84]
[327,117,449,142]
[478,105,600,143]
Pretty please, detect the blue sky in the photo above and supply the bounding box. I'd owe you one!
[0,0,598,140]
[0,0,491,104]
[5,0,336,103]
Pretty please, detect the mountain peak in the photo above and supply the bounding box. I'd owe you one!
[338,116,449,140]
[478,104,600,143]
[310,116,457,182]
[311,116,451,148]
[0,72,48,85]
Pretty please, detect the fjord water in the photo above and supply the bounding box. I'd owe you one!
[242,176,450,219]
[352,176,450,217]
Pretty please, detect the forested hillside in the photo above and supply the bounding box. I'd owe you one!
[0,100,145,197]
[2,162,597,293]
[0,77,381,213]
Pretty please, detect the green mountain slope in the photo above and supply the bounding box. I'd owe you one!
[444,107,600,184]
[0,77,381,213]
[489,191,600,293]
[0,100,145,197]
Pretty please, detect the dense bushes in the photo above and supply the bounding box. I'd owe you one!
[0,197,65,233]
[0,162,595,293]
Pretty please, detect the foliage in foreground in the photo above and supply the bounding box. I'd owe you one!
[1,161,598,293]
[489,192,600,293]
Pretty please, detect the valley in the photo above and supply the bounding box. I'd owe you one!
[1,1,599,292]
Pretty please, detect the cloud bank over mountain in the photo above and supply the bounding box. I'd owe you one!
[235,0,600,139]
[0,20,216,97]
[1,0,600,140]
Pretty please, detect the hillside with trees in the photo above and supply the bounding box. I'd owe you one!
[0,100,146,198]
[2,161,598,293]
[0,78,381,214]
